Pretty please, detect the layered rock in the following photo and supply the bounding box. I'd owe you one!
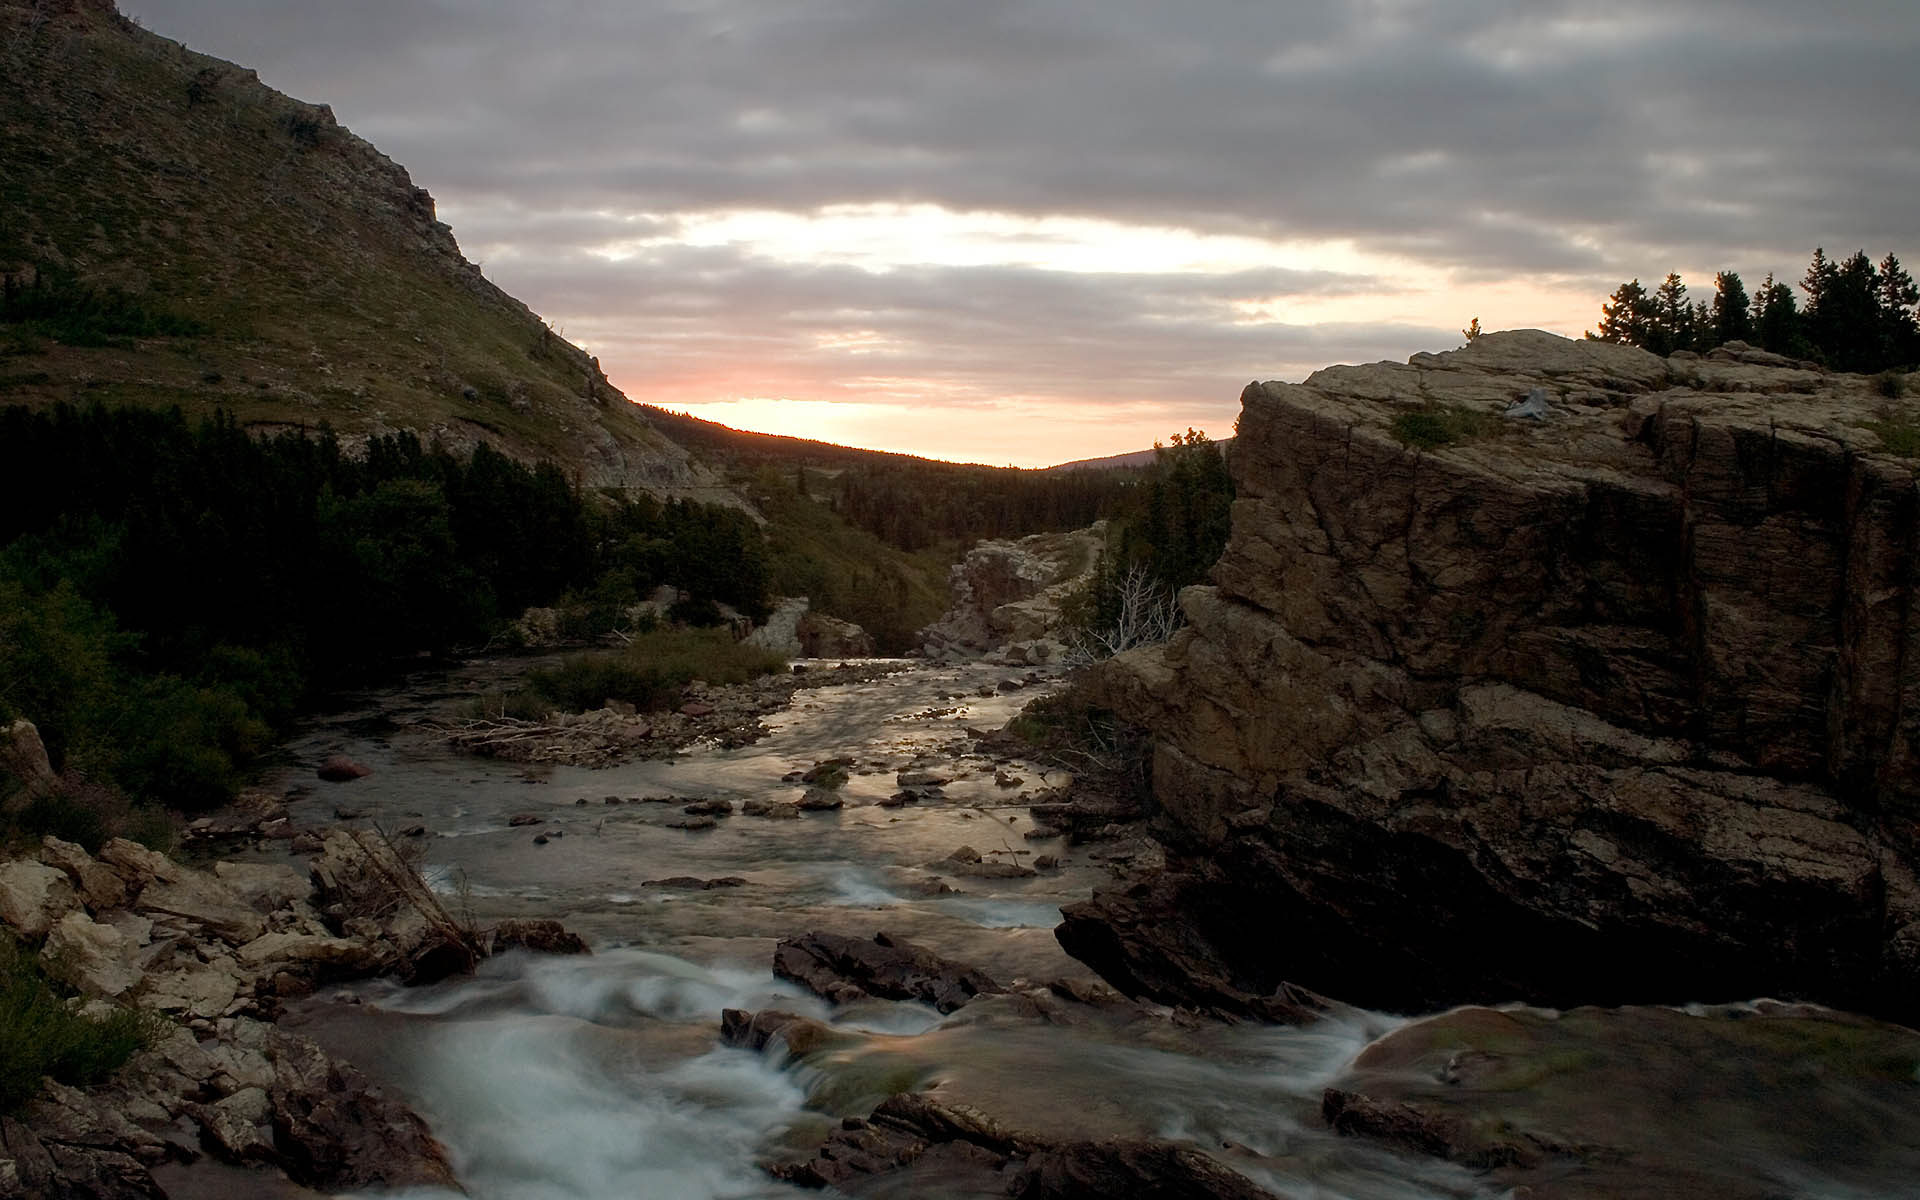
[1067,330,1920,1022]
[918,524,1106,662]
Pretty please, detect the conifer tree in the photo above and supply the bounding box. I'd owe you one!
[1712,271,1752,346]
[1750,274,1801,355]
[1877,252,1920,366]
[1591,279,1653,346]
[1651,272,1692,355]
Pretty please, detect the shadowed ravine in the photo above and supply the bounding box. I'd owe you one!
[184,657,1920,1200]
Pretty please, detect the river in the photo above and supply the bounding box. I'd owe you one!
[217,656,1920,1200]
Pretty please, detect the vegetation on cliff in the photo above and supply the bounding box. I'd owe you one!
[1589,247,1919,373]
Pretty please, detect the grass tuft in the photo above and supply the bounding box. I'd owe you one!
[1389,404,1497,451]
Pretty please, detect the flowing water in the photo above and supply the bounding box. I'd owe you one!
[233,658,1920,1200]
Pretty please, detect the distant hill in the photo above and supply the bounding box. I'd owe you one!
[1045,438,1234,473]
[0,0,719,495]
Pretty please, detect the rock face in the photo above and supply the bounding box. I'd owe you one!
[918,525,1105,662]
[1068,331,1920,1023]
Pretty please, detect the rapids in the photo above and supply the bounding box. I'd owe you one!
[214,656,1920,1200]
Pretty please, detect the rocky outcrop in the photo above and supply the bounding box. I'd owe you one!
[744,598,876,658]
[0,835,492,1197]
[1067,330,1920,1023]
[918,525,1105,662]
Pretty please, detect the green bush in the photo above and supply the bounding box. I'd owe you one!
[0,934,160,1113]
[524,627,787,714]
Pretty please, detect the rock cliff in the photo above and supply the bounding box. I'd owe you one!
[1063,330,1920,1023]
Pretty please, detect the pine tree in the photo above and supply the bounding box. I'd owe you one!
[1821,250,1881,371]
[1712,271,1752,346]
[1877,252,1920,366]
[1751,275,1801,356]
[1650,272,1692,355]
[1591,279,1653,346]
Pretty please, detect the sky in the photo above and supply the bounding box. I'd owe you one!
[123,0,1920,466]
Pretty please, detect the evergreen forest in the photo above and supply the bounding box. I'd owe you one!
[0,403,770,822]
[1587,247,1920,373]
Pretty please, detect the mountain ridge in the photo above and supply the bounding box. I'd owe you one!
[0,0,729,497]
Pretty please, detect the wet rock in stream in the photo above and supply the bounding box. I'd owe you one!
[764,1090,1280,1199]
[772,931,1004,1013]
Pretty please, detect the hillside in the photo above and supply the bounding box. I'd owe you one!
[0,0,721,495]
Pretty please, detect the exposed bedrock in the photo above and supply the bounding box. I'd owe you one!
[1064,330,1920,1023]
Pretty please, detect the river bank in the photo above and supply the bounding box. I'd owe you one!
[11,651,1920,1198]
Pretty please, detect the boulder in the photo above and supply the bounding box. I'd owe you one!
[235,931,384,977]
[718,1008,845,1058]
[39,911,144,998]
[38,837,129,910]
[488,918,589,956]
[772,931,1004,1013]
[0,859,77,937]
[97,839,180,890]
[133,871,266,947]
[798,611,875,658]
[212,862,312,913]
[315,755,372,782]
[0,720,58,813]
[308,830,479,984]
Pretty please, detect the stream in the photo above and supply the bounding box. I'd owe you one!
[219,657,1920,1200]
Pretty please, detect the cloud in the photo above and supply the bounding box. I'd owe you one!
[121,0,1920,461]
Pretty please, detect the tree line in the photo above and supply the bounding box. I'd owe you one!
[0,403,771,817]
[1587,247,1919,373]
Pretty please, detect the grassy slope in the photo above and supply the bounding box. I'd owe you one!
[0,0,698,489]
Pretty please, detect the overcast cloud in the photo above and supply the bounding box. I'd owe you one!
[122,0,1920,463]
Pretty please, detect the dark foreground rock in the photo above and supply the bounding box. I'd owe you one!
[1318,1001,1920,1199]
[1078,331,1920,1024]
[772,931,1004,1013]
[766,1090,1278,1198]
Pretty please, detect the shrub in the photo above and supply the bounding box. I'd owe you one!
[0,934,160,1113]
[1875,370,1908,399]
[524,627,787,714]
[1389,404,1496,450]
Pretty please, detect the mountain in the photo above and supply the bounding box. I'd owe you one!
[0,0,721,495]
[1045,437,1234,474]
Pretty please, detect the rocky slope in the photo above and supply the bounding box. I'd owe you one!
[0,0,722,496]
[1063,330,1920,1024]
